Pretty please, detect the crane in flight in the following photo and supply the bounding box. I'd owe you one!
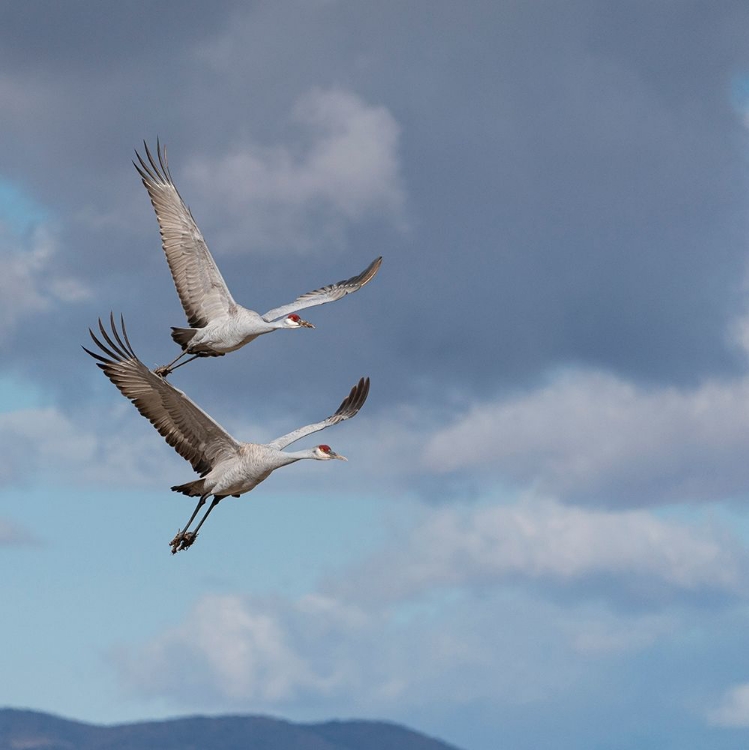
[84,315,370,553]
[134,141,382,377]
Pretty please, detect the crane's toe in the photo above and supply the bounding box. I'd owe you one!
[170,529,188,553]
[179,532,197,550]
[154,365,172,378]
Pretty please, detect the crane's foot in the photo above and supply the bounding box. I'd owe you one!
[154,365,172,378]
[169,530,197,554]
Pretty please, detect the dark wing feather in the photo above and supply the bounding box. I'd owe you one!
[83,314,241,475]
[261,257,382,322]
[266,377,370,450]
[134,140,236,328]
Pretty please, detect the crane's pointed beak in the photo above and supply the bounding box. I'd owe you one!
[331,451,347,461]
[300,319,315,329]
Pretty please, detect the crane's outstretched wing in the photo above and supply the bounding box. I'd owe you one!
[261,257,382,322]
[134,140,236,328]
[267,377,370,451]
[83,314,241,476]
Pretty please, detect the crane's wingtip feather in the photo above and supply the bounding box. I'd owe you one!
[361,256,383,283]
[81,344,109,365]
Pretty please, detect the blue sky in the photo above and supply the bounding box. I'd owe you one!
[6,2,749,749]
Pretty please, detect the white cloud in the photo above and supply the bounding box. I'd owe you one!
[182,88,406,253]
[422,369,749,505]
[113,593,365,707]
[337,496,746,604]
[707,683,749,727]
[0,404,181,490]
[110,580,693,715]
[0,226,53,325]
[0,222,91,339]
[113,587,562,711]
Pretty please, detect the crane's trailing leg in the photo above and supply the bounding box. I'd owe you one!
[170,493,208,553]
[170,495,224,553]
[166,354,201,373]
[175,497,224,552]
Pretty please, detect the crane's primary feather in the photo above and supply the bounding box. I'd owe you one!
[262,256,383,322]
[134,141,236,328]
[83,314,241,475]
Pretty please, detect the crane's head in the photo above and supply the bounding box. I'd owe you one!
[285,313,315,329]
[314,444,347,461]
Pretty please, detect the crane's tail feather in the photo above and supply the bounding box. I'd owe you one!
[171,479,207,497]
[171,326,198,350]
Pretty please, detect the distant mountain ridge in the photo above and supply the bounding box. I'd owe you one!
[0,709,464,750]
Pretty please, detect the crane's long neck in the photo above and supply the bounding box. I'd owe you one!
[274,448,319,467]
[234,308,285,334]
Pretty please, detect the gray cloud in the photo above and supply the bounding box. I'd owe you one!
[2,1,749,415]
[0,1,239,73]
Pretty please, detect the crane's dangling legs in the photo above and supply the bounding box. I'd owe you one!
[170,495,224,554]
[170,493,208,553]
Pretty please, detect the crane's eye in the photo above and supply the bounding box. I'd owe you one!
[319,444,331,453]
[288,314,301,322]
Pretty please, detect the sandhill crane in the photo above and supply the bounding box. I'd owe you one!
[133,141,382,376]
[84,315,370,553]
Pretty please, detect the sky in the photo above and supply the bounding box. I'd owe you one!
[6,2,749,749]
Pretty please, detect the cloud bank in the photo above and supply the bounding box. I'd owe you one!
[422,370,749,506]
[111,496,748,714]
